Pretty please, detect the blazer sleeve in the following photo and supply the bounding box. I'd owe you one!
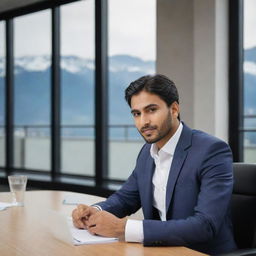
[96,145,146,218]
[143,140,234,246]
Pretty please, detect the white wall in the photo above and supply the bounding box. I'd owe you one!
[157,0,194,126]
[157,0,229,141]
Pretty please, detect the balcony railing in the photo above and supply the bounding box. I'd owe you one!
[0,124,144,178]
[0,124,142,142]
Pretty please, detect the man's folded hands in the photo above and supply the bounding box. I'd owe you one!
[72,204,127,239]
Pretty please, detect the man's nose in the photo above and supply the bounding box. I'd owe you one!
[140,114,150,126]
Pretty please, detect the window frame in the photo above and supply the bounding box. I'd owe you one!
[228,0,244,162]
[0,0,118,196]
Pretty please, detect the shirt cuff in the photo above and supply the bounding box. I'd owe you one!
[125,219,144,243]
[92,205,102,211]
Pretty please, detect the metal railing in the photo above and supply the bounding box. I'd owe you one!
[0,115,255,141]
[0,124,142,142]
[239,114,256,132]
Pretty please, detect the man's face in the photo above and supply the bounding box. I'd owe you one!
[130,90,180,149]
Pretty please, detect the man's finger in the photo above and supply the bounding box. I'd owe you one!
[87,214,97,227]
[77,204,88,216]
[88,225,97,235]
[71,209,77,219]
[72,209,81,222]
[73,218,86,229]
[83,218,90,227]
[87,218,96,228]
[83,207,91,217]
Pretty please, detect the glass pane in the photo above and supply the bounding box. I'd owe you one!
[243,0,256,161]
[14,10,51,171]
[108,0,156,179]
[60,0,95,175]
[0,21,5,167]
[244,132,256,163]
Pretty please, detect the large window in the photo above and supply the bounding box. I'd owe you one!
[0,21,5,167]
[0,0,157,193]
[243,0,256,162]
[108,0,156,180]
[14,10,51,171]
[60,0,95,176]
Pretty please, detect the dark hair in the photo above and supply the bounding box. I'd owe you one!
[125,74,179,107]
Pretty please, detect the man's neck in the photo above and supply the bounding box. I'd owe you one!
[156,120,180,150]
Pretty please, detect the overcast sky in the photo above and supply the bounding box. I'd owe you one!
[10,0,156,61]
[244,0,256,49]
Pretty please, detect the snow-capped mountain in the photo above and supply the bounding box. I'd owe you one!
[244,47,256,76]
[0,54,155,127]
[0,54,155,77]
[243,47,256,118]
[244,60,256,76]
[0,49,255,142]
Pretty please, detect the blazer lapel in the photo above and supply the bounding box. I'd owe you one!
[165,123,192,212]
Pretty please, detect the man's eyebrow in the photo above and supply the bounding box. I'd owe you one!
[144,104,158,110]
[131,104,158,114]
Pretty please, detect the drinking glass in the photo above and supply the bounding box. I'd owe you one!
[8,175,28,206]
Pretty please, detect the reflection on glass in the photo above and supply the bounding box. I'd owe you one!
[108,0,156,179]
[243,0,256,162]
[60,0,95,175]
[244,132,256,163]
[0,22,5,167]
[14,10,51,170]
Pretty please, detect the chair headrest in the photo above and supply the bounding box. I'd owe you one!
[233,163,256,195]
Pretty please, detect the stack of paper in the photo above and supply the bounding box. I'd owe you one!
[46,209,117,246]
[0,202,13,211]
[67,218,118,245]
[63,194,104,206]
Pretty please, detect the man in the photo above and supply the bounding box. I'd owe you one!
[72,74,237,255]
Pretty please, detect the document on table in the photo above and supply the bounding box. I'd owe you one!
[67,217,118,245]
[63,194,104,206]
[46,210,117,245]
[0,202,13,211]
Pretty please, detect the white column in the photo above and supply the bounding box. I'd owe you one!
[157,0,229,141]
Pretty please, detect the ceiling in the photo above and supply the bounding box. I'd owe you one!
[0,0,45,13]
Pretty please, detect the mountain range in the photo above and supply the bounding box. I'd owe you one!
[0,50,255,142]
[0,55,155,128]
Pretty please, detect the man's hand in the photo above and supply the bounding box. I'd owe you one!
[72,204,99,229]
[87,211,127,239]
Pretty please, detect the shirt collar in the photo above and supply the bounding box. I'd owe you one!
[150,122,183,158]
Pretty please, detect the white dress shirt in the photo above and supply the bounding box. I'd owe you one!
[125,122,183,242]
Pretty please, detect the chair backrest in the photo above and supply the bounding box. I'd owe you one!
[232,163,256,249]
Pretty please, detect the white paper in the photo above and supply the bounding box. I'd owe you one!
[0,202,13,211]
[67,217,118,245]
[63,195,102,206]
[46,209,117,246]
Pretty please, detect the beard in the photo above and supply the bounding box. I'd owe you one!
[138,112,173,144]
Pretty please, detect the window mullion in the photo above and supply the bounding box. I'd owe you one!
[51,7,61,180]
[95,0,108,186]
[5,19,14,176]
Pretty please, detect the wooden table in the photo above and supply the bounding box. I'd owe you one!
[0,190,207,256]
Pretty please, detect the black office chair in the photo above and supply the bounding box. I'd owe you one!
[214,163,256,256]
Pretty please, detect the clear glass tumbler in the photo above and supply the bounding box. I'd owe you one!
[8,175,28,206]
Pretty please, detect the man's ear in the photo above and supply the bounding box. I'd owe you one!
[170,102,180,119]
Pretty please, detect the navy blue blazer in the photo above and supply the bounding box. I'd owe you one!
[98,123,237,255]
